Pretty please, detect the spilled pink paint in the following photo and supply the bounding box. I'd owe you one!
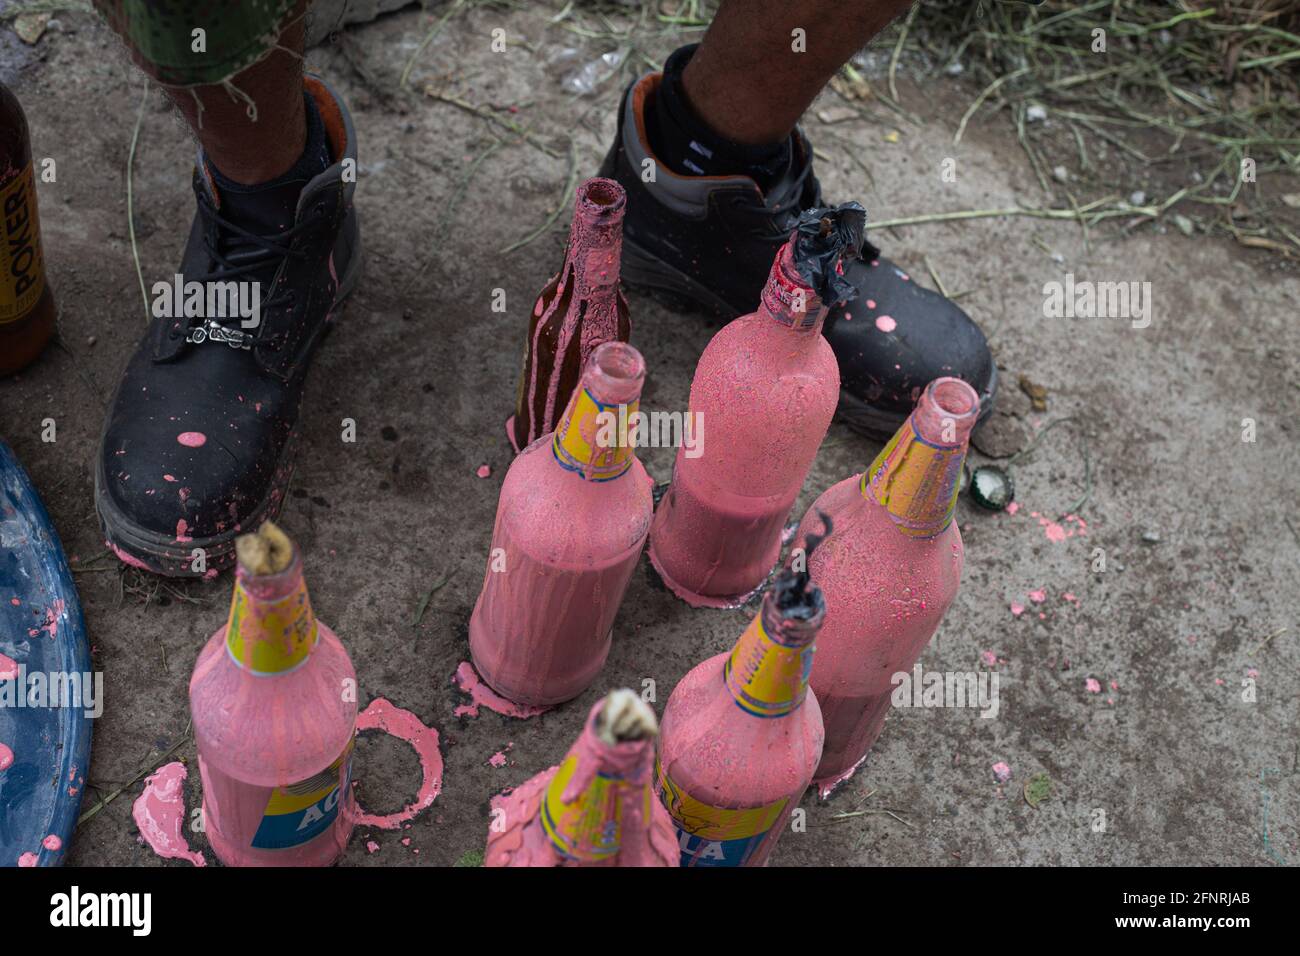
[992,761,1012,783]
[476,464,492,479]
[1085,678,1102,694]
[452,661,551,720]
[176,432,207,448]
[980,650,998,667]
[1028,589,1047,603]
[132,761,206,866]
[1010,601,1025,617]
[352,697,443,830]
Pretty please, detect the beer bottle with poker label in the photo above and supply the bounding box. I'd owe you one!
[0,83,56,375]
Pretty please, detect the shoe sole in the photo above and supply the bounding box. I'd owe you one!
[622,236,998,442]
[95,229,365,579]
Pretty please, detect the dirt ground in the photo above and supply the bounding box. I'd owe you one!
[2,2,1298,867]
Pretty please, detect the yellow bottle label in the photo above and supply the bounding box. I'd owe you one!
[0,163,47,325]
[552,387,637,481]
[862,416,965,538]
[225,574,318,675]
[724,613,814,718]
[656,759,787,866]
[540,753,647,861]
[251,740,354,850]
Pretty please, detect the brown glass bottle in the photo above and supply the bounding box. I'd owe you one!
[507,177,630,453]
[0,82,55,376]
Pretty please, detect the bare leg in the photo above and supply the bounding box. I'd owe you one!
[160,15,308,184]
[682,0,914,145]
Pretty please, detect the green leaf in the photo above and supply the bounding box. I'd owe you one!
[454,849,485,868]
[1024,772,1052,809]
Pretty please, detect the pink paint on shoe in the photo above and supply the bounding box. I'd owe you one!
[17,852,38,867]
[0,653,18,681]
[42,834,62,851]
[0,742,13,771]
[875,315,897,333]
[177,432,207,448]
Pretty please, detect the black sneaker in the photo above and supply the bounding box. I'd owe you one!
[94,76,362,577]
[598,71,996,441]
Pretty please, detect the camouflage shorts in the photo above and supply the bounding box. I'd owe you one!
[93,0,303,87]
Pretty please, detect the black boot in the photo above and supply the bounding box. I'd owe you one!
[95,76,362,577]
[598,68,996,441]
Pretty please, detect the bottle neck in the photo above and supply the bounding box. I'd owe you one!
[758,243,827,333]
[224,555,319,675]
[724,601,818,718]
[540,709,656,862]
[552,388,640,481]
[861,383,976,539]
[564,179,625,304]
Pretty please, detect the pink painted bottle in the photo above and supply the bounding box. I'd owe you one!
[470,341,652,706]
[791,377,979,794]
[189,522,356,866]
[485,689,677,867]
[507,177,631,453]
[648,205,864,608]
[656,567,826,866]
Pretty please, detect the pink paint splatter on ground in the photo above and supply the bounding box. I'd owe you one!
[981,650,998,667]
[992,761,1012,783]
[1110,680,1120,691]
[366,841,380,854]
[1247,668,1259,679]
[42,834,62,851]
[1010,601,1025,618]
[1063,592,1079,605]
[875,315,897,333]
[1214,678,1225,686]
[352,697,443,830]
[401,837,412,847]
[1085,678,1102,694]
[17,852,38,867]
[132,762,206,866]
[1028,511,1088,543]
[176,432,206,448]
[0,742,13,771]
[0,653,18,681]
[487,742,514,768]
[163,474,177,482]
[1005,501,1019,515]
[452,661,551,719]
[476,464,492,479]
[1028,589,1047,604]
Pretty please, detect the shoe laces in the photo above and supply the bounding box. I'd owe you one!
[186,188,314,341]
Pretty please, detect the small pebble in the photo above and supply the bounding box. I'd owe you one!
[1026,104,1047,122]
